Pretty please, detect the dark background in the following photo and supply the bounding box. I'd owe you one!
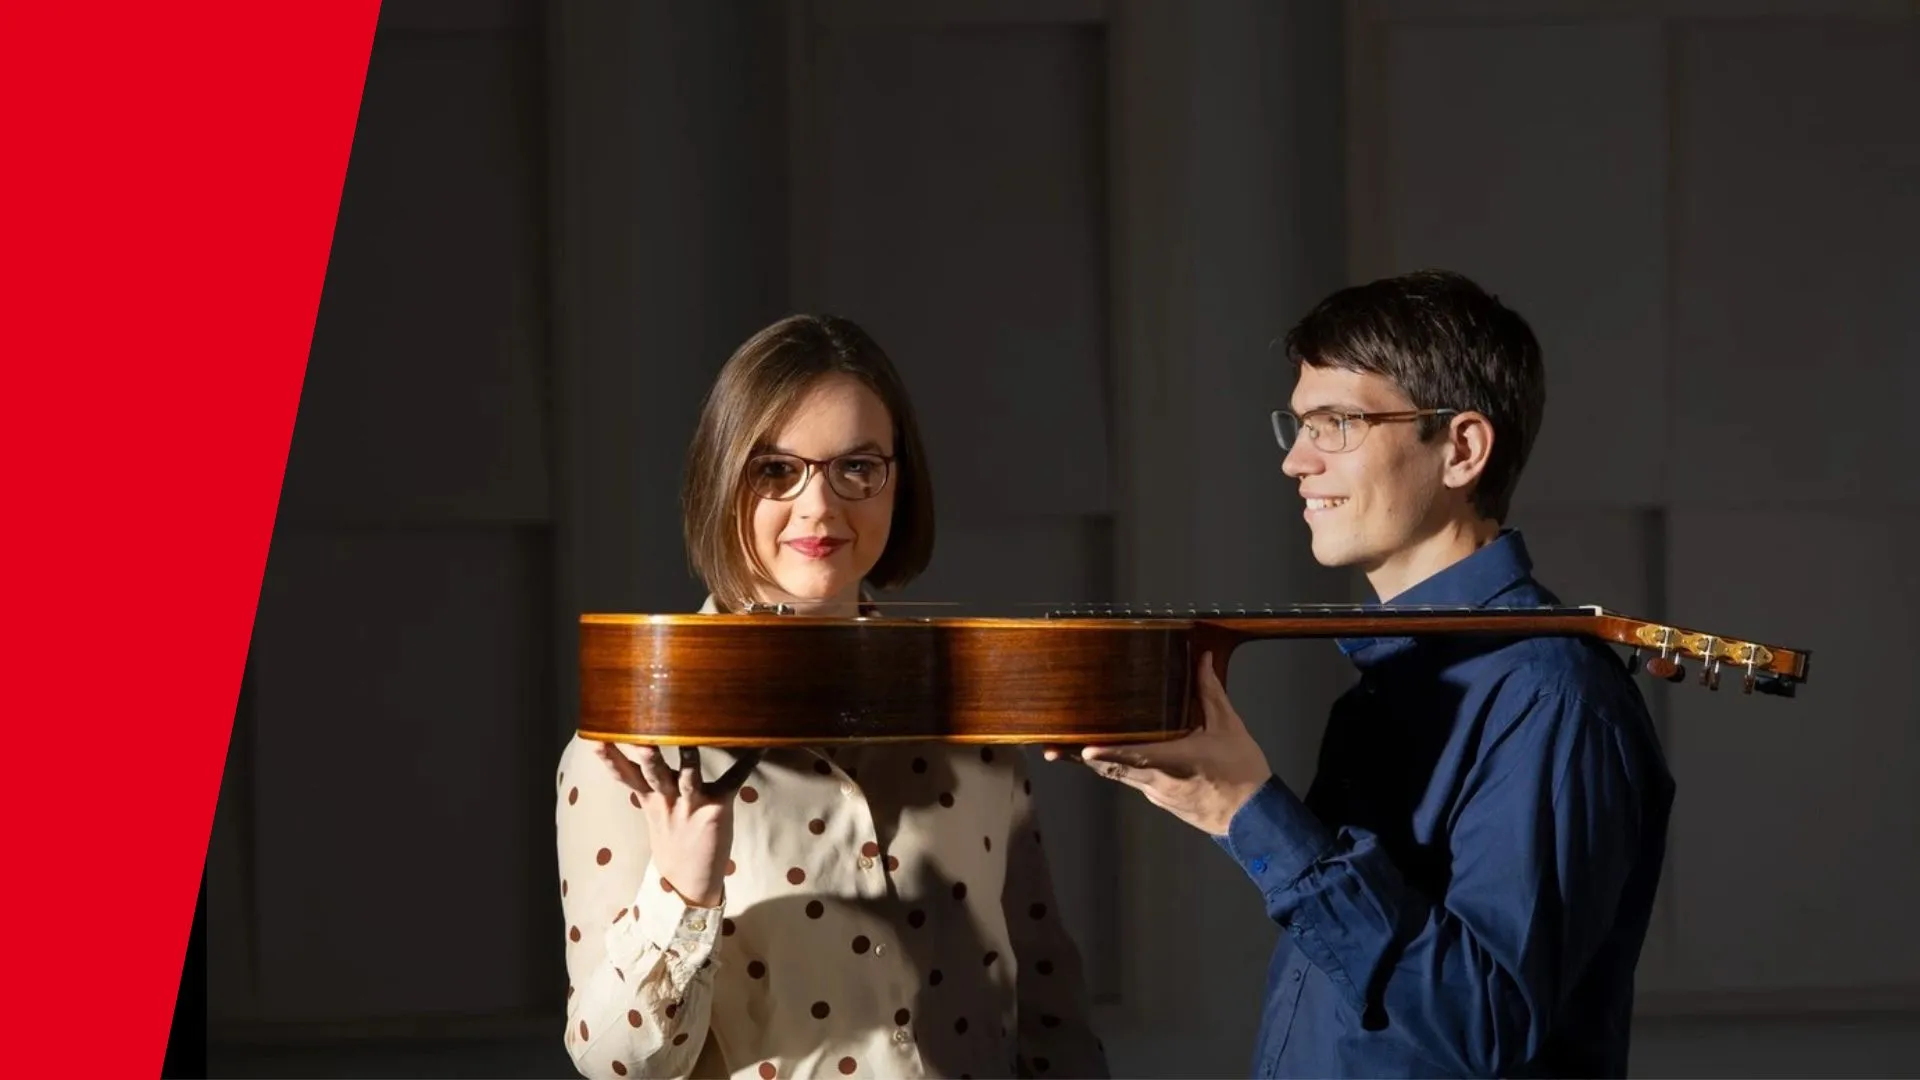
[188,0,1920,1076]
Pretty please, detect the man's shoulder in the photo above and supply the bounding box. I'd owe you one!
[1482,629,1646,708]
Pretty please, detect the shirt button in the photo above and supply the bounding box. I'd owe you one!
[1250,858,1267,874]
[873,943,887,957]
[1290,968,1302,982]
[892,1030,910,1046]
[687,918,706,932]
[841,784,855,798]
[857,856,875,870]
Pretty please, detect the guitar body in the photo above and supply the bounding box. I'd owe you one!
[578,614,1196,747]
[577,606,1812,747]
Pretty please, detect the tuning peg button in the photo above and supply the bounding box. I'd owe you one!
[1644,655,1683,681]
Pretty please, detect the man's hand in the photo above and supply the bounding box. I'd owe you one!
[1049,651,1273,835]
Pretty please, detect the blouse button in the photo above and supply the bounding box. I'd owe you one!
[892,1029,911,1046]
[857,856,875,870]
[873,943,888,957]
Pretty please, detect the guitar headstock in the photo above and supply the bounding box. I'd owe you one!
[1598,612,1811,696]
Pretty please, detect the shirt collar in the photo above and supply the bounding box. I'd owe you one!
[1336,528,1537,666]
[698,586,878,616]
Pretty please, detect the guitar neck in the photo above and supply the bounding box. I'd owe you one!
[1043,604,1811,696]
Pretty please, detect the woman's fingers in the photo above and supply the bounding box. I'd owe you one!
[677,747,702,799]
[633,746,678,799]
[596,743,652,794]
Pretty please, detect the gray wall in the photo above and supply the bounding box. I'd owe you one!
[209,0,1920,1075]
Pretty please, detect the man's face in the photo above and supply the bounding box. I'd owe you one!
[1280,365,1458,599]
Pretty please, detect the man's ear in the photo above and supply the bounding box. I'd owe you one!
[1440,411,1493,495]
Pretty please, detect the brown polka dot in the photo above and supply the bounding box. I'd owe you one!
[838,1058,857,1075]
[1041,1014,1060,1028]
[787,867,806,885]
[983,835,992,852]
[938,792,954,808]
[615,967,624,981]
[860,841,880,858]
[660,878,675,893]
[1030,903,1048,919]
[1024,779,1032,795]
[852,935,870,954]
[809,818,826,835]
[562,879,569,896]
[954,1017,969,1034]
[760,1064,778,1080]
[748,960,767,979]
[1037,959,1055,975]
[628,1009,642,1027]
[929,969,943,986]
[630,793,641,809]
[568,926,581,943]
[983,951,999,966]
[1033,1058,1051,1073]
[665,1002,678,1019]
[567,984,574,998]
[568,787,579,805]
[741,785,760,803]
[596,848,612,866]
[813,759,833,775]
[579,1020,589,1040]
[806,900,825,919]
[981,747,995,762]
[884,854,900,873]
[811,1000,831,1019]
[614,907,629,922]
[895,1008,911,1025]
[907,909,926,928]
[726,859,737,876]
[673,1033,689,1046]
[612,1063,628,1077]
[912,757,928,773]
[952,882,968,900]
[722,918,736,936]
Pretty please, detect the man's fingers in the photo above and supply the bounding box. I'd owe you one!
[1081,744,1158,770]
[1194,652,1246,733]
[708,749,763,797]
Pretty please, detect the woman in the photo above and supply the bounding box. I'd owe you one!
[555,314,1109,1080]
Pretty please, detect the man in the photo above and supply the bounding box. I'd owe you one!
[1067,270,1676,1078]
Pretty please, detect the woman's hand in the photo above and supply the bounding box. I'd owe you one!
[597,743,762,908]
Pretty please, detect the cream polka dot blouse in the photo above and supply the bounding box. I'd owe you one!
[554,608,1110,1080]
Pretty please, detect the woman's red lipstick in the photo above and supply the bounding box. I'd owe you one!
[785,537,847,558]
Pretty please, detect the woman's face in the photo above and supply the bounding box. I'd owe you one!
[745,374,897,613]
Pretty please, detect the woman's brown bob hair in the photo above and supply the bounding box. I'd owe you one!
[681,314,935,611]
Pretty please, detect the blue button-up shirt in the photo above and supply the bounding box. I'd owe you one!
[1217,530,1675,1078]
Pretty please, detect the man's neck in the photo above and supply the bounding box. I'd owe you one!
[1365,515,1502,603]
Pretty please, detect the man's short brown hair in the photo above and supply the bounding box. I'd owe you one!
[1283,269,1546,522]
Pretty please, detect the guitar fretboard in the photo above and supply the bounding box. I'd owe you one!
[1043,603,1603,620]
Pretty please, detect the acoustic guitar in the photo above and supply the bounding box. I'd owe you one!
[576,604,1811,748]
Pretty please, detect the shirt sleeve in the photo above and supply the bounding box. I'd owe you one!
[1214,687,1653,1077]
[555,737,726,1080]
[1001,751,1112,1079]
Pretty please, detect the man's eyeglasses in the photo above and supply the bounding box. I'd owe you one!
[745,452,894,501]
[1271,408,1458,454]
